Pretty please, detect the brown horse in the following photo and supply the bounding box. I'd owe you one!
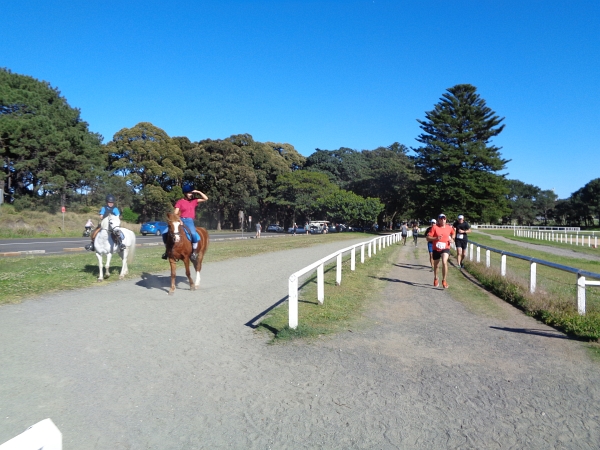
[165,212,209,295]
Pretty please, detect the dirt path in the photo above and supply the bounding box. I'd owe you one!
[1,239,599,449]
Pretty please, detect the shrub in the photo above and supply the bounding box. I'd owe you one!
[121,207,139,223]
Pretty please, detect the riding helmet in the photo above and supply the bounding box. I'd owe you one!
[106,194,115,203]
[182,184,194,194]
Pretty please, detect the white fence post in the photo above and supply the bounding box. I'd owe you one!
[577,274,586,315]
[373,239,377,255]
[351,246,356,271]
[368,241,372,257]
[530,262,537,294]
[486,249,490,268]
[361,243,365,263]
[317,264,324,305]
[289,274,298,328]
[501,254,506,277]
[469,243,473,261]
[336,253,342,286]
[476,246,481,263]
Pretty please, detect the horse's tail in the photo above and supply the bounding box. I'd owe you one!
[197,227,209,257]
[127,231,136,263]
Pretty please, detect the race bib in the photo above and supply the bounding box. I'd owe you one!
[435,241,447,250]
[457,233,464,239]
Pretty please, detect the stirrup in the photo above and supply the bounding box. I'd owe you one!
[190,252,198,261]
[120,244,127,251]
[162,252,168,260]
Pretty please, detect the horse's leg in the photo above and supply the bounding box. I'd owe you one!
[105,253,112,279]
[119,248,128,279]
[96,253,104,282]
[168,259,177,295]
[184,257,195,291]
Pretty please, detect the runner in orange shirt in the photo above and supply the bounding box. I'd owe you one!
[426,213,455,288]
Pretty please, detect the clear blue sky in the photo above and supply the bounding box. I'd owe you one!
[2,0,599,199]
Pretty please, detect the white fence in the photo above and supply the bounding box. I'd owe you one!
[513,228,598,248]
[475,225,581,231]
[468,241,600,315]
[288,233,401,329]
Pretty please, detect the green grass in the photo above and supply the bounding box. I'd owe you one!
[0,232,367,305]
[257,242,402,342]
[462,234,600,341]
[480,229,600,258]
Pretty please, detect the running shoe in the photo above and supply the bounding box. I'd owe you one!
[433,278,439,287]
[442,280,448,289]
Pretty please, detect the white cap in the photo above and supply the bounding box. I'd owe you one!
[458,215,464,219]
[430,218,436,223]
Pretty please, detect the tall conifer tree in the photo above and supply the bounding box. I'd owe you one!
[413,84,510,222]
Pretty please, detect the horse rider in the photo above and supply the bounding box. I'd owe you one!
[162,184,208,261]
[86,194,126,251]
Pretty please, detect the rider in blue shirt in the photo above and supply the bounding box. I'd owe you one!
[86,194,125,251]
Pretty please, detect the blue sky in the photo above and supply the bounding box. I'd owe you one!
[2,0,599,199]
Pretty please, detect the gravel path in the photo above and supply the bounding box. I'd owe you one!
[1,238,599,449]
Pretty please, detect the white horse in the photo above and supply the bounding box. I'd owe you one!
[94,214,136,282]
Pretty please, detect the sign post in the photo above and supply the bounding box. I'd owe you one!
[61,206,65,233]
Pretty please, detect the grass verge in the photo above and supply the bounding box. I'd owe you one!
[257,243,402,342]
[0,232,368,305]
[462,258,600,341]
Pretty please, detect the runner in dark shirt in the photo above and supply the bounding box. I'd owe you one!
[452,214,471,269]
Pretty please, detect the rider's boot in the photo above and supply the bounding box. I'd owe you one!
[190,251,198,262]
[85,242,94,251]
[162,252,168,260]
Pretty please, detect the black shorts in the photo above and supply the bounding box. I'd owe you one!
[455,239,468,250]
[432,249,450,260]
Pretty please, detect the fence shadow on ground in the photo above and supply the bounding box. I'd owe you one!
[489,326,569,340]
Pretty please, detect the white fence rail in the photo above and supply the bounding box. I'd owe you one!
[475,225,581,231]
[513,228,598,248]
[288,233,401,329]
[468,241,600,315]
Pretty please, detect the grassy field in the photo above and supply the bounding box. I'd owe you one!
[0,232,367,305]
[480,228,600,258]
[464,231,600,341]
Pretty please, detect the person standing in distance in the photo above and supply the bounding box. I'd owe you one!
[400,222,408,245]
[411,222,419,247]
[162,184,208,261]
[255,221,262,239]
[453,214,471,269]
[424,219,437,271]
[426,214,455,289]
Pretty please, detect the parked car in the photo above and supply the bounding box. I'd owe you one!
[309,225,324,234]
[287,227,306,234]
[350,226,364,232]
[140,221,168,236]
[266,224,284,232]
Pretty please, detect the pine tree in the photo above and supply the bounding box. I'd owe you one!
[413,84,510,223]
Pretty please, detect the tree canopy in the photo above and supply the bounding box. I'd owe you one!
[413,84,510,222]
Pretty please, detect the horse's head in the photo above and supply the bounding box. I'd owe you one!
[166,213,183,243]
[101,214,121,231]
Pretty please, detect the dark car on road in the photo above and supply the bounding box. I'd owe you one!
[287,226,306,234]
[140,221,168,236]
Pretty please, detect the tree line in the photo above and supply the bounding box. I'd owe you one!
[1,68,598,229]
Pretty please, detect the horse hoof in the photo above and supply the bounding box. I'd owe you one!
[97,279,103,282]
[119,275,124,280]
[168,291,175,296]
[190,285,196,291]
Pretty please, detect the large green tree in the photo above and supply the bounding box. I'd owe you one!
[106,122,185,220]
[413,84,510,222]
[0,68,104,208]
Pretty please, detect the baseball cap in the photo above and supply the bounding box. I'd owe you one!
[430,219,436,223]
[438,214,446,219]
[458,215,464,219]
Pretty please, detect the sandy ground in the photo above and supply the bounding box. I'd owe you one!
[1,237,599,449]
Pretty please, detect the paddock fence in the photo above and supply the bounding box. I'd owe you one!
[288,233,401,329]
[468,241,600,315]
[512,228,598,248]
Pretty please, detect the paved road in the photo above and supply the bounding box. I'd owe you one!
[0,232,286,256]
[1,238,598,448]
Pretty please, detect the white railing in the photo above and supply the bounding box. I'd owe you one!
[468,241,600,315]
[288,233,401,329]
[513,228,598,248]
[475,225,581,231]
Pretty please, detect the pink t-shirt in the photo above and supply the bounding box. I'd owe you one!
[174,198,198,219]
